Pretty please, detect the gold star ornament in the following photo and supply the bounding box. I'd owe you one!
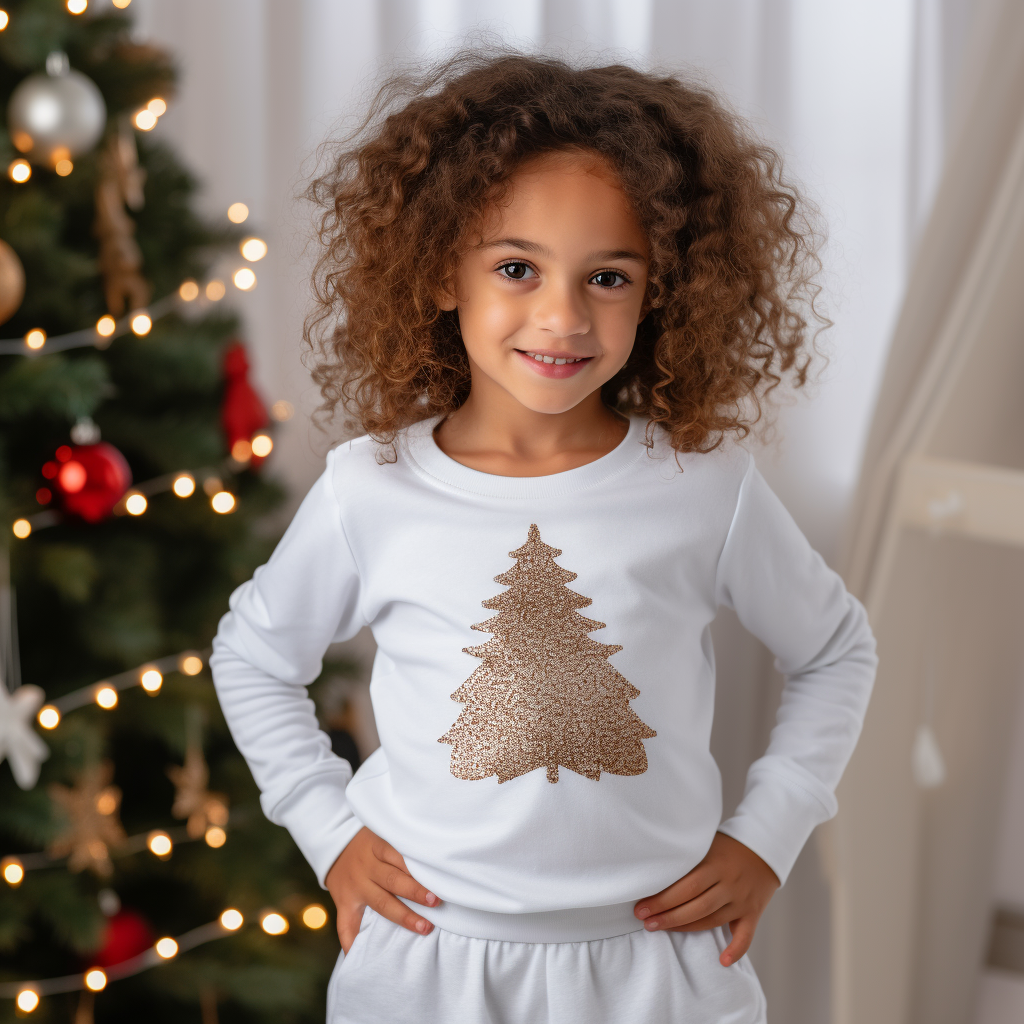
[48,762,126,875]
[167,743,229,839]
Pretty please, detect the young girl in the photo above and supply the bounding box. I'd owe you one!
[210,52,877,1023]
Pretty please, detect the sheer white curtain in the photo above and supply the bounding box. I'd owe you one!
[127,2,980,1020]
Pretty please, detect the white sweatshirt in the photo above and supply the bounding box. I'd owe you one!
[210,414,876,913]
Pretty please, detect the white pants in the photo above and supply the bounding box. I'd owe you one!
[326,904,768,1024]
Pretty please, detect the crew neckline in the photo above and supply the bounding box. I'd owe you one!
[402,414,651,499]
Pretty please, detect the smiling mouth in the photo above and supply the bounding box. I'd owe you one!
[513,348,594,380]
[516,349,592,365]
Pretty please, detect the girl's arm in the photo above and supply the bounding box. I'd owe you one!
[633,454,876,964]
[209,450,366,887]
[713,453,878,885]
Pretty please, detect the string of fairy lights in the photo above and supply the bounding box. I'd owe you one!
[2,192,289,539]
[8,424,289,541]
[1,643,335,1012]
[0,231,270,357]
[4,648,217,885]
[0,903,334,1012]
[4,196,285,539]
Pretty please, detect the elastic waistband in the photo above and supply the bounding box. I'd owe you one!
[399,897,645,944]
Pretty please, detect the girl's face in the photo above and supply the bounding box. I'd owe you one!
[442,150,649,416]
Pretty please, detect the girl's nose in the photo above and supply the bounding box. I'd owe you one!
[533,280,590,338]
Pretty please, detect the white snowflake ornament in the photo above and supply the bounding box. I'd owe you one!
[0,683,50,789]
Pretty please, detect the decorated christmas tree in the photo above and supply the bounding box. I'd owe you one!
[440,523,657,784]
[0,3,341,1021]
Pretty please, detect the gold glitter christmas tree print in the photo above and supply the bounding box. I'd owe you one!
[439,524,656,784]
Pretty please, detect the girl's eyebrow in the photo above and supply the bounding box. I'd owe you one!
[477,236,547,254]
[591,248,648,264]
[478,237,647,264]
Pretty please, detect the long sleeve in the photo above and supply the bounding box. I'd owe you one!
[714,455,877,885]
[209,450,366,886]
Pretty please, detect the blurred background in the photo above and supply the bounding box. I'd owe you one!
[2,0,1023,1022]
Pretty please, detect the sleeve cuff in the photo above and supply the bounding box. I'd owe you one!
[717,766,837,885]
[261,777,364,888]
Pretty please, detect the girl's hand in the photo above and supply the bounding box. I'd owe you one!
[633,832,780,966]
[325,826,440,953]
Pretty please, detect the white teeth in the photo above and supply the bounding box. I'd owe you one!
[523,351,585,364]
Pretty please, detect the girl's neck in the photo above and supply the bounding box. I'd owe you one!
[433,391,629,478]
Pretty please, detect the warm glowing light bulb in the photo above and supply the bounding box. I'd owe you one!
[260,912,288,935]
[38,705,60,729]
[25,329,46,350]
[130,312,152,335]
[16,989,39,1012]
[206,279,225,301]
[227,202,249,224]
[270,399,294,422]
[179,279,199,301]
[147,830,172,857]
[95,686,118,709]
[9,159,31,183]
[96,315,116,337]
[302,904,328,929]
[220,908,244,930]
[233,267,256,291]
[251,434,273,458]
[12,518,31,539]
[211,491,236,514]
[205,826,226,847]
[140,668,163,693]
[113,0,131,7]
[155,937,178,959]
[134,109,157,131]
[147,98,167,116]
[95,789,118,816]
[0,12,9,32]
[178,653,203,675]
[84,968,107,992]
[3,857,25,886]
[55,158,73,176]
[172,473,195,497]
[125,492,147,516]
[67,0,87,12]
[231,439,252,462]
[240,237,268,262]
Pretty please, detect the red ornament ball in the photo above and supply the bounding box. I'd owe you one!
[50,442,132,523]
[94,908,155,968]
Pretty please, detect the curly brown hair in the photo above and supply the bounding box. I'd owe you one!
[305,50,826,456]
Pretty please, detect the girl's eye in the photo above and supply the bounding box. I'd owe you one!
[498,262,535,281]
[590,270,628,289]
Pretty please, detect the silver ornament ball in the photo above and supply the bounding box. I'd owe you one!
[7,60,106,164]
